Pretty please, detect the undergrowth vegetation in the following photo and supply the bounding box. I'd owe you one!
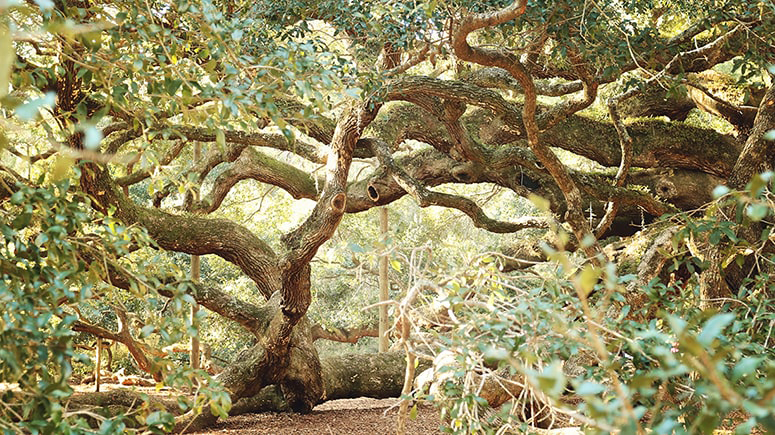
[404,174,775,434]
[0,178,230,433]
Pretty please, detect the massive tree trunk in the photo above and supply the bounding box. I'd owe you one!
[73,103,380,430]
[68,350,425,429]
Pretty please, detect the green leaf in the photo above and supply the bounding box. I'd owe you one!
[14,92,56,121]
[735,417,757,435]
[12,212,31,229]
[528,194,550,212]
[347,242,364,253]
[344,88,361,99]
[732,357,762,381]
[697,313,735,347]
[164,78,183,96]
[50,156,73,181]
[576,265,600,298]
[390,259,401,272]
[746,204,769,222]
[140,324,156,338]
[409,403,418,421]
[34,232,48,246]
[712,185,730,198]
[83,127,103,150]
[533,361,566,399]
[483,346,509,362]
[748,173,770,195]
[580,233,596,248]
[666,315,687,335]
[145,411,174,431]
[575,381,606,396]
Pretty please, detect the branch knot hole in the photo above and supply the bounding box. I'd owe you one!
[367,184,380,202]
[330,192,346,213]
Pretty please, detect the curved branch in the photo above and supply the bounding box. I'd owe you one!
[685,81,758,130]
[664,25,749,76]
[77,236,275,334]
[72,306,164,380]
[151,143,250,208]
[279,103,380,318]
[535,47,598,131]
[452,1,601,259]
[116,140,187,186]
[369,139,550,233]
[169,125,327,164]
[7,146,57,163]
[80,165,281,298]
[263,96,338,145]
[192,148,321,214]
[465,67,584,97]
[595,91,635,237]
[383,77,737,177]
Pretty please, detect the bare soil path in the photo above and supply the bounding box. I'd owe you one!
[192,398,442,435]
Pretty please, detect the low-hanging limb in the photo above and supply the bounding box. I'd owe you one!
[151,142,251,208]
[169,125,327,164]
[464,67,584,97]
[71,305,165,381]
[310,324,379,344]
[80,164,282,299]
[379,78,738,177]
[77,238,275,336]
[344,143,673,223]
[684,80,759,131]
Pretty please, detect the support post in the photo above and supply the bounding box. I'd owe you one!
[378,207,390,352]
[190,256,201,369]
[95,337,102,392]
[190,142,201,370]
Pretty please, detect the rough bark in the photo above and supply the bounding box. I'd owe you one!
[68,350,426,420]
[310,324,379,344]
[700,82,775,306]
[73,106,381,431]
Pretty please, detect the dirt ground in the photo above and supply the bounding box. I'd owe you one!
[191,398,443,435]
[64,384,442,434]
[58,384,765,434]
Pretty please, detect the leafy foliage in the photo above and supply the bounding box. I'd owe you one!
[409,176,775,434]
[0,177,230,432]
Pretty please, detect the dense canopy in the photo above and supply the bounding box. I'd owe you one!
[1,0,774,433]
